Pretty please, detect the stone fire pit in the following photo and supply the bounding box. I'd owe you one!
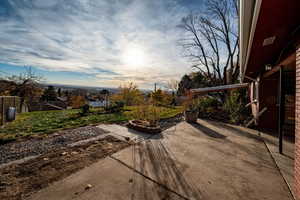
[127,120,162,134]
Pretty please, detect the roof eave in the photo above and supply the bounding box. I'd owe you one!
[240,0,262,82]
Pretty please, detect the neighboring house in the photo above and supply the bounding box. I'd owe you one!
[87,93,110,108]
[88,100,110,108]
[28,97,67,111]
[240,0,300,198]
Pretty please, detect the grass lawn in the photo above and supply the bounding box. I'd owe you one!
[0,106,183,143]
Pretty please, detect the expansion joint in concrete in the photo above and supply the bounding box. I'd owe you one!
[260,131,295,200]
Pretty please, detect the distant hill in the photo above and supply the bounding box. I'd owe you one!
[41,83,152,93]
[41,83,120,94]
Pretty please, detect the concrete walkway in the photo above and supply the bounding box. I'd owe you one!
[259,129,295,197]
[28,120,293,200]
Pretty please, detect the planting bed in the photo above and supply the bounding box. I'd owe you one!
[127,120,162,134]
[0,126,109,165]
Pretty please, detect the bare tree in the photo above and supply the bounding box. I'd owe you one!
[6,66,44,106]
[166,79,179,93]
[178,0,239,86]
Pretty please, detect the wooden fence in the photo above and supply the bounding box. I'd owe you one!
[0,96,21,126]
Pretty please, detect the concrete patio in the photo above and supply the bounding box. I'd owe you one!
[28,119,294,200]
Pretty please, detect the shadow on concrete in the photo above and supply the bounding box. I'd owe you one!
[195,120,275,161]
[205,120,295,159]
[205,120,261,141]
[149,133,164,140]
[281,153,294,161]
[126,128,164,140]
[190,122,227,139]
[128,128,164,140]
[131,140,203,200]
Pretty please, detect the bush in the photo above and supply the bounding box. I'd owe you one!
[115,101,125,108]
[132,105,161,126]
[198,96,220,113]
[105,100,125,113]
[110,82,144,106]
[80,104,90,116]
[223,91,244,124]
[151,89,173,106]
[69,95,86,108]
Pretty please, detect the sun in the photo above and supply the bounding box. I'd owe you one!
[122,46,148,68]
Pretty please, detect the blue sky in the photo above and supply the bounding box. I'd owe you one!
[0,0,204,89]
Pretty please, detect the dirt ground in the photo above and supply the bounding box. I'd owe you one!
[0,135,131,200]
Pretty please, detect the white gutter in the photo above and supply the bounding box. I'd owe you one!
[240,0,262,81]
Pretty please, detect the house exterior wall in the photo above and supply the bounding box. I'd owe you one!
[295,45,300,199]
[258,77,279,130]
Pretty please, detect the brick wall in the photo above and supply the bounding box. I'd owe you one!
[295,45,300,199]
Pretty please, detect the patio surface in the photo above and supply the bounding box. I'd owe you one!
[259,129,295,198]
[28,119,293,200]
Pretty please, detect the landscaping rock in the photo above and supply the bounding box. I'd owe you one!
[85,184,93,190]
[0,126,108,165]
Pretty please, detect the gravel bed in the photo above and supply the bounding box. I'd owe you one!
[0,126,109,165]
[159,114,183,131]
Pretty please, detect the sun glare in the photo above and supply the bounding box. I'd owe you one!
[122,46,148,68]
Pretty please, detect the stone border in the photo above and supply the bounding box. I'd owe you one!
[127,120,162,134]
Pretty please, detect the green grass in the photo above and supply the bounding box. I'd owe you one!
[0,106,183,142]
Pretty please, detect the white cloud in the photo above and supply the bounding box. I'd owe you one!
[0,0,195,89]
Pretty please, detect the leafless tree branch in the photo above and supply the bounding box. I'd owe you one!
[178,0,239,85]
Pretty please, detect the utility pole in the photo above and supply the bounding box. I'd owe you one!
[154,83,157,92]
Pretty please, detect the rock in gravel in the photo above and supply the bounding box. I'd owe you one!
[85,184,93,190]
[60,152,68,156]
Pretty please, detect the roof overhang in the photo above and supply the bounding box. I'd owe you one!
[239,0,261,81]
[240,0,300,81]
